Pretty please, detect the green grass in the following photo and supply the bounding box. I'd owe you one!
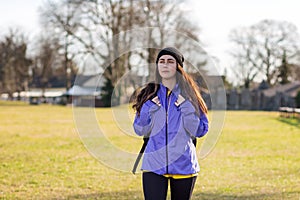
[0,101,299,199]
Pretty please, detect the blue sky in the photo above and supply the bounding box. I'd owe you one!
[1,0,300,77]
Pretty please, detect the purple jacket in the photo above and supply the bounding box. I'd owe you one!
[133,83,209,175]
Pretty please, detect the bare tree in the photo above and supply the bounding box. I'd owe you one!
[0,28,32,99]
[31,34,60,94]
[134,1,206,80]
[39,0,205,106]
[229,19,300,87]
[39,0,82,91]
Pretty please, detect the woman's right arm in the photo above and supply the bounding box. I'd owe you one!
[133,100,160,136]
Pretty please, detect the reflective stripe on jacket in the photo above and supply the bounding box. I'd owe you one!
[133,83,209,175]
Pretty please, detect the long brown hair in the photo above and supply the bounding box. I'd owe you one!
[132,82,159,116]
[175,65,208,116]
[132,61,208,117]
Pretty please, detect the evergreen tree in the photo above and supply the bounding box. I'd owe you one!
[278,50,290,84]
[101,68,114,107]
[296,91,300,108]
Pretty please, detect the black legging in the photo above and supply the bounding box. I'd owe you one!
[142,172,197,200]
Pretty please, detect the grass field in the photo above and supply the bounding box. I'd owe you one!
[0,101,299,199]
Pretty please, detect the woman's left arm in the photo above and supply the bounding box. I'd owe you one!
[180,100,209,138]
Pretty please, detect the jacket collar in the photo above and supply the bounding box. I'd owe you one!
[159,82,181,98]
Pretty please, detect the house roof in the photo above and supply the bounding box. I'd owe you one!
[66,85,101,96]
[262,81,300,97]
[67,74,104,96]
[9,88,65,98]
[73,74,105,88]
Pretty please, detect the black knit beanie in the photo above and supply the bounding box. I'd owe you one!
[156,47,184,67]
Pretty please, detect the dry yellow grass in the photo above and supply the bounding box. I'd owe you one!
[0,101,299,199]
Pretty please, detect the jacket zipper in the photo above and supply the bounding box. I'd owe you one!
[165,90,171,174]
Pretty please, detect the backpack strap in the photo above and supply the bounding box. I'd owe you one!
[193,138,197,147]
[132,137,149,174]
[132,95,159,174]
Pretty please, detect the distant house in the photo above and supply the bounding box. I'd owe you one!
[260,81,300,110]
[66,73,149,107]
[65,74,105,107]
[27,89,65,105]
[226,81,300,111]
[201,75,227,110]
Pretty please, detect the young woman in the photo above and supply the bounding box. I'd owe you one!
[132,47,209,200]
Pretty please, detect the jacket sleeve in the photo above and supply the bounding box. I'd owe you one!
[180,100,209,138]
[133,100,160,136]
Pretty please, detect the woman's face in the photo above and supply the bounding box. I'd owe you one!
[157,55,177,80]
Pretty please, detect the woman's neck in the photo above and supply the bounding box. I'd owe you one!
[162,78,176,91]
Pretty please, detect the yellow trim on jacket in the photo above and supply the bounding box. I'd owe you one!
[163,173,198,179]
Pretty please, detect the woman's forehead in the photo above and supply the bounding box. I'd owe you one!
[159,55,176,60]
